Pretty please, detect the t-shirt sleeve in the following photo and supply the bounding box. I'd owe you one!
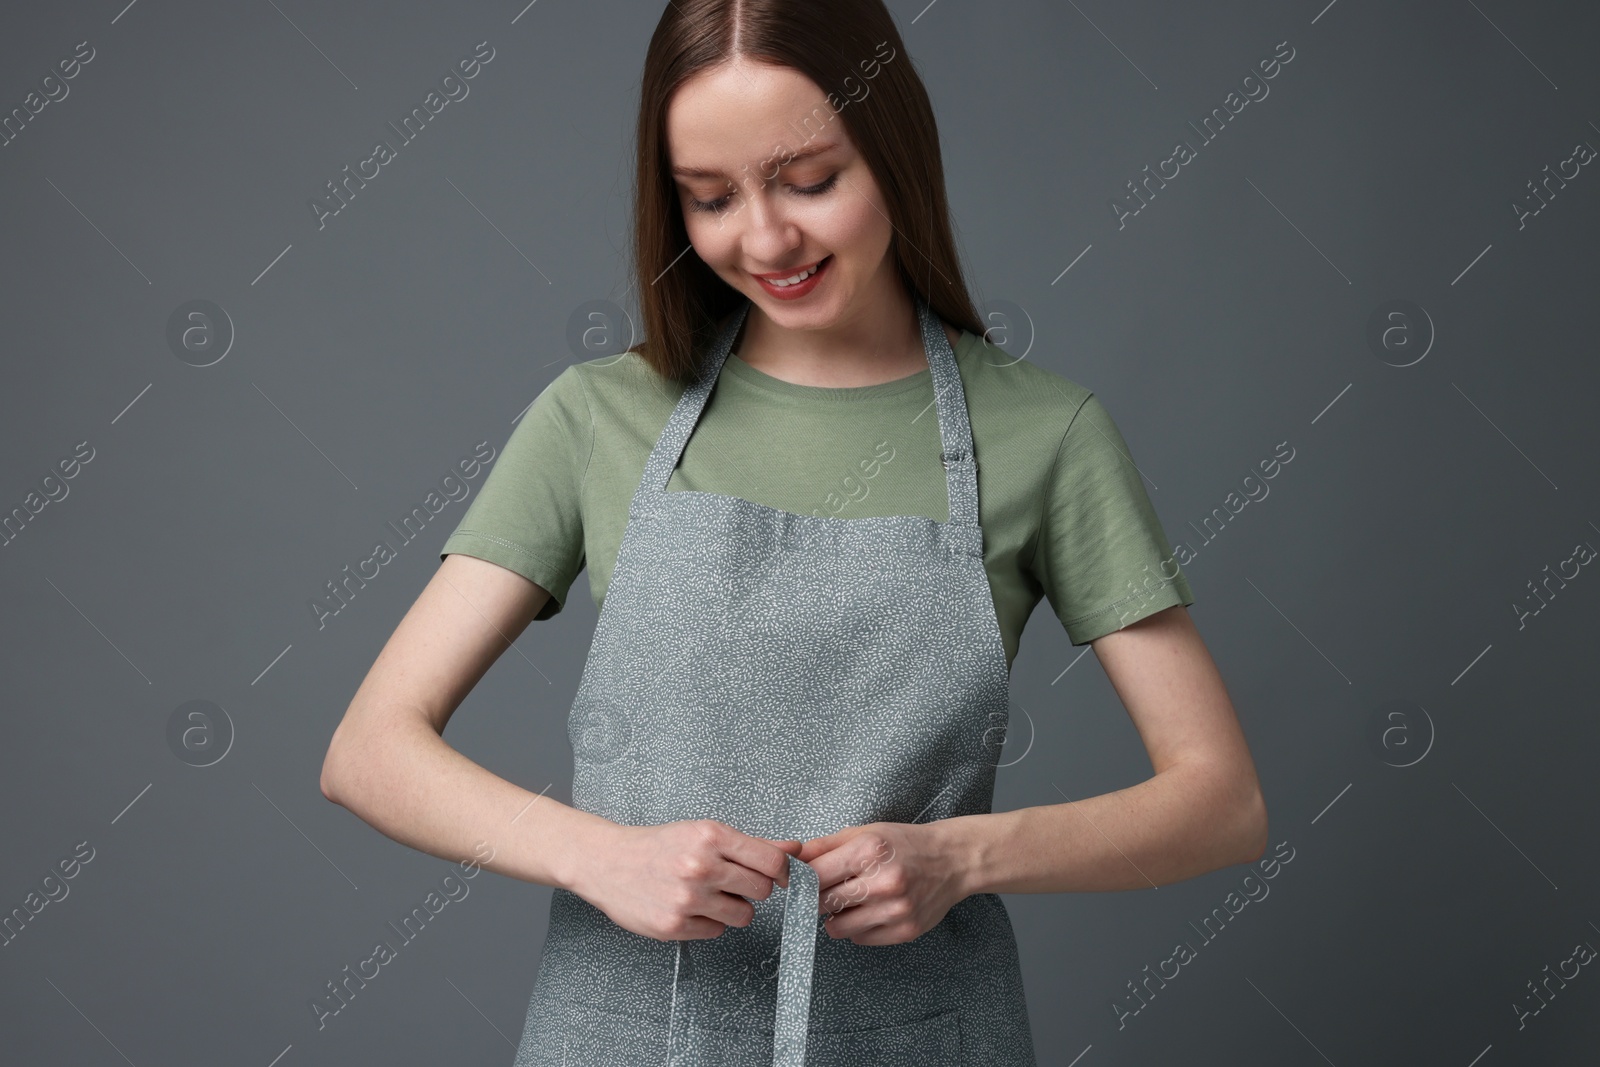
[1031,393,1195,645]
[438,367,591,621]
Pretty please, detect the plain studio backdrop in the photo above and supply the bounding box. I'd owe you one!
[2,1,1597,1063]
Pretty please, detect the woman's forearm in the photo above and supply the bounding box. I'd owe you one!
[941,762,1267,897]
[321,716,609,891]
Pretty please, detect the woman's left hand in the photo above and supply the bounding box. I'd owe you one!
[795,822,968,946]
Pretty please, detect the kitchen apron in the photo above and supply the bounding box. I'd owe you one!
[511,293,1037,1067]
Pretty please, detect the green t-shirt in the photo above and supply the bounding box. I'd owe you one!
[440,328,1194,667]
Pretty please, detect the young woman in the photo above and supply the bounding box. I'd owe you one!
[320,2,1266,1064]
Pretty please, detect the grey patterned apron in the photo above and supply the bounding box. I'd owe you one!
[512,294,1037,1066]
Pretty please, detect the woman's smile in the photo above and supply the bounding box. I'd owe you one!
[751,254,832,299]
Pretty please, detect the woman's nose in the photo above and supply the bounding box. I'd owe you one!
[735,187,802,259]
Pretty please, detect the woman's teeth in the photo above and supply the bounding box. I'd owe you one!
[767,260,823,286]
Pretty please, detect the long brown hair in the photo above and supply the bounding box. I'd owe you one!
[627,0,983,384]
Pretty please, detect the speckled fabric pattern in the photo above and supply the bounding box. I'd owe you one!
[512,295,1038,1066]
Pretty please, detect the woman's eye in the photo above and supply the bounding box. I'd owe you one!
[686,174,838,215]
[687,183,736,214]
[689,193,734,214]
[793,174,839,197]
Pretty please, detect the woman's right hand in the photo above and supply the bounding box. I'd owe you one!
[568,819,803,941]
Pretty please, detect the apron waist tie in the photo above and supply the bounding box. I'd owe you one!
[668,854,820,1067]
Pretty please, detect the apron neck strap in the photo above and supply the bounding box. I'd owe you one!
[629,293,981,528]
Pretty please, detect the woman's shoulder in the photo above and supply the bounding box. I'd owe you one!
[553,348,684,403]
[954,329,1096,429]
[553,348,687,428]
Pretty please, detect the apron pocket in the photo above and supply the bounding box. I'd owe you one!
[807,1007,964,1065]
[687,1007,965,1067]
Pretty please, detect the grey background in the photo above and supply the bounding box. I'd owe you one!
[3,0,1597,1063]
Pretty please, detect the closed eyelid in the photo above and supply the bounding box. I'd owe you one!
[685,173,837,214]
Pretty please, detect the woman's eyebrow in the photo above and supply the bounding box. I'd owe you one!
[672,140,840,180]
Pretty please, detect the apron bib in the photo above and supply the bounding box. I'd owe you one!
[512,294,1037,1066]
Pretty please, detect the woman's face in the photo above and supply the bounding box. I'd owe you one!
[666,58,897,334]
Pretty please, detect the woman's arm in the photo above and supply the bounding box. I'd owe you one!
[798,604,1268,945]
[945,604,1267,896]
[320,554,801,941]
[319,553,608,891]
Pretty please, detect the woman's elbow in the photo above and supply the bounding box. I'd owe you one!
[319,727,355,805]
[319,751,343,805]
[1233,786,1269,865]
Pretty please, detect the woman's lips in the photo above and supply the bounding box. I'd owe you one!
[752,255,831,299]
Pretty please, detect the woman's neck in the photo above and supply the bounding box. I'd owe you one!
[732,285,957,389]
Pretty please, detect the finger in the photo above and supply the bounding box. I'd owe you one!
[688,882,759,929]
[823,901,892,943]
[764,838,804,886]
[796,837,835,864]
[808,836,879,894]
[717,856,782,902]
[798,827,855,860]
[819,874,871,915]
[675,870,761,927]
[721,831,801,889]
[673,915,731,941]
